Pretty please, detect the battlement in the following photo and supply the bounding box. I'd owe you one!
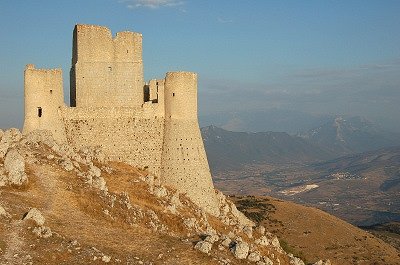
[72,24,142,63]
[25,64,62,74]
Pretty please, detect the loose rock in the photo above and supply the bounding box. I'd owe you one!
[23,208,45,226]
[194,240,212,254]
[0,205,10,218]
[153,186,167,198]
[231,241,249,259]
[248,251,261,262]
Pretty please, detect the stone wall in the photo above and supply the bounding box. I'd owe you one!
[62,105,164,176]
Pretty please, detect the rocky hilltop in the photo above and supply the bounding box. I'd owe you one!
[0,129,398,265]
[0,128,335,265]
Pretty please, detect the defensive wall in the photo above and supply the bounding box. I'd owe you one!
[22,24,220,215]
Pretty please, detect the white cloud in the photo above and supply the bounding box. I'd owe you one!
[121,0,185,9]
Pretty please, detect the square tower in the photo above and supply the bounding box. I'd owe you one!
[70,24,144,108]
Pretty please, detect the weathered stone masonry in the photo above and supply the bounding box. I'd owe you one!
[23,24,219,215]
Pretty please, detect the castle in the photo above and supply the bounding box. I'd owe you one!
[23,24,219,215]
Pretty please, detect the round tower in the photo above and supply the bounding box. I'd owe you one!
[161,72,220,216]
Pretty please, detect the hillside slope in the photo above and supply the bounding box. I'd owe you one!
[233,196,400,265]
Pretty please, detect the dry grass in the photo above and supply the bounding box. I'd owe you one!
[233,195,400,265]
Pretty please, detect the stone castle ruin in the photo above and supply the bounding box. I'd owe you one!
[23,24,219,215]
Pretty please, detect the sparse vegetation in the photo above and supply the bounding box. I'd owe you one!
[279,239,308,264]
[235,197,282,225]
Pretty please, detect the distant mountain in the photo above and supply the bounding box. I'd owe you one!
[199,109,331,134]
[201,125,335,173]
[299,116,400,155]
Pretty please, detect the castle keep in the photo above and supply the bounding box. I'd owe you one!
[23,24,219,215]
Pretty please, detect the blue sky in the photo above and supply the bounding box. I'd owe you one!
[0,1,399,131]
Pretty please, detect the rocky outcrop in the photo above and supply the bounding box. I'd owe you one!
[0,128,21,158]
[4,148,27,186]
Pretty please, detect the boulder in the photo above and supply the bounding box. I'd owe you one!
[271,236,281,248]
[60,158,74,171]
[221,236,231,247]
[0,205,10,218]
[89,165,101,178]
[204,234,219,244]
[23,208,45,226]
[248,251,261,262]
[4,148,27,186]
[194,240,212,254]
[183,218,197,229]
[243,225,253,238]
[255,225,266,235]
[231,241,249,259]
[32,226,52,238]
[153,186,168,198]
[101,255,111,263]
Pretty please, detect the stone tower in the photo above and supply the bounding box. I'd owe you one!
[70,24,144,108]
[23,65,66,143]
[161,72,219,215]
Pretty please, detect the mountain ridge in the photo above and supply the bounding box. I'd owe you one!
[201,125,335,173]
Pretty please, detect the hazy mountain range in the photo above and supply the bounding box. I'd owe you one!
[201,125,334,173]
[199,109,331,134]
[202,115,400,173]
[299,116,400,155]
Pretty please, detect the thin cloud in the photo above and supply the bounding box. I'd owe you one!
[120,0,184,9]
[217,17,233,24]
